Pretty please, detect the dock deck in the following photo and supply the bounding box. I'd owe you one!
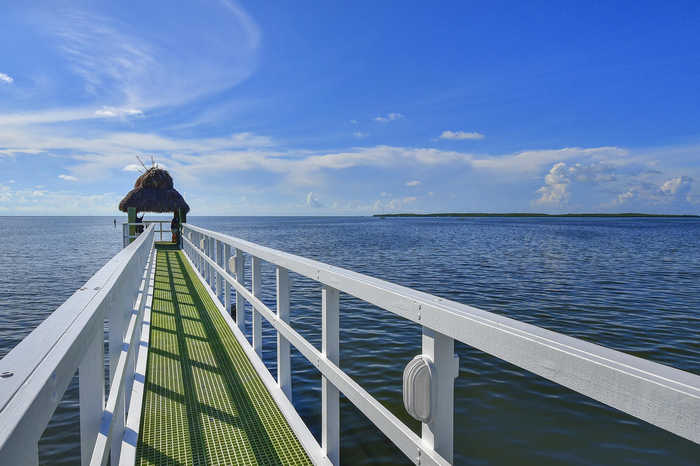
[136,243,311,465]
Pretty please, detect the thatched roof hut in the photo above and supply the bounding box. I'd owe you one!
[119,167,190,214]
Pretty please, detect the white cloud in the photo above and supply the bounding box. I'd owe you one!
[306,191,322,208]
[535,161,617,206]
[0,72,13,84]
[58,174,78,181]
[660,176,693,198]
[353,131,368,139]
[373,196,417,212]
[374,112,404,123]
[405,180,421,187]
[439,130,484,140]
[616,176,694,206]
[95,107,143,118]
[535,162,570,206]
[0,184,121,215]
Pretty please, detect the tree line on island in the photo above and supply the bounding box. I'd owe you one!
[373,213,699,218]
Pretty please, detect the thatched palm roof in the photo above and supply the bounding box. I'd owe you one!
[119,167,190,214]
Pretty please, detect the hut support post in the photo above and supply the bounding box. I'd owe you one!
[178,208,186,249]
[128,208,136,244]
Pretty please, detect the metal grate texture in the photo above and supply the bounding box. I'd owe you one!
[136,245,311,465]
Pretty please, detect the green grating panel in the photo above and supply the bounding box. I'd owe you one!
[136,245,312,466]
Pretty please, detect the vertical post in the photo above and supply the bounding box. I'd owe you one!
[276,266,291,400]
[204,235,210,284]
[252,256,262,357]
[421,328,457,463]
[216,240,223,302]
[211,238,217,294]
[79,330,105,466]
[111,393,125,465]
[224,244,232,314]
[322,285,340,465]
[209,236,215,287]
[235,248,245,332]
[128,207,136,244]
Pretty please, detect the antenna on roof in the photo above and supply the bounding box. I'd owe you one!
[135,155,148,173]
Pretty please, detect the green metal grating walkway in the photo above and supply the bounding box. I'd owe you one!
[136,244,312,465]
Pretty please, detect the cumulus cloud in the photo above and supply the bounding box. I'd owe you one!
[535,161,617,206]
[374,113,404,123]
[405,180,421,187]
[439,130,484,140]
[58,174,78,181]
[306,191,322,207]
[660,176,693,199]
[0,72,13,84]
[616,176,694,206]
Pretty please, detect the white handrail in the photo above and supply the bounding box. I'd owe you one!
[181,223,700,465]
[0,225,155,465]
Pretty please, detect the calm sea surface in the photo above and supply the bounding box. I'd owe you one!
[0,216,698,465]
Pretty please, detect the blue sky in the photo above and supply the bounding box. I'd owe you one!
[1,0,699,215]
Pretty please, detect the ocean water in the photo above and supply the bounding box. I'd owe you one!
[0,216,698,465]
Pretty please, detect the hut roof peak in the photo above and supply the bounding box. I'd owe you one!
[119,165,189,214]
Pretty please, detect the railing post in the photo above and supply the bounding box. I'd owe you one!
[421,327,458,463]
[224,244,232,314]
[235,248,245,331]
[79,329,104,466]
[276,266,291,400]
[322,285,340,465]
[216,240,223,302]
[252,256,262,356]
[206,235,212,285]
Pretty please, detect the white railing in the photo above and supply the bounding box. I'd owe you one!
[0,225,156,466]
[122,220,171,246]
[181,223,700,465]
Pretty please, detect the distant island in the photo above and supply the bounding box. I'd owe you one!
[374,213,699,218]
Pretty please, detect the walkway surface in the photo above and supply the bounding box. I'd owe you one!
[136,244,311,466]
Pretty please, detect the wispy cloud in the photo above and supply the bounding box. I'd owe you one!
[58,174,78,181]
[0,72,13,84]
[405,180,421,186]
[374,112,404,123]
[439,130,484,140]
[95,107,143,118]
[353,131,368,139]
[306,191,322,207]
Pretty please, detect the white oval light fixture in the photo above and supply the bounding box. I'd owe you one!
[403,355,433,422]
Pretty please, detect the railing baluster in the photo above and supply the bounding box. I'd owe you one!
[421,328,457,463]
[235,248,245,332]
[78,330,104,466]
[216,240,223,302]
[276,266,292,400]
[224,244,232,314]
[322,285,340,465]
[252,256,262,356]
